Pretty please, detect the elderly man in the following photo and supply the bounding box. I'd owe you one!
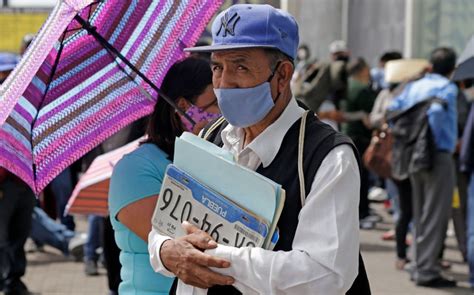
[148,4,369,294]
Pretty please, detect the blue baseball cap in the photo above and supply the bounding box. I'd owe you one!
[0,52,19,72]
[185,4,299,60]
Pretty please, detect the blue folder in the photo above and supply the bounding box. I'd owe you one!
[173,132,285,248]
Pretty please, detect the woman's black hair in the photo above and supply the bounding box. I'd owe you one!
[143,57,212,159]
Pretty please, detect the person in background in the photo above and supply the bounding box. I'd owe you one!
[460,82,474,291]
[342,57,378,230]
[83,215,103,276]
[19,34,34,56]
[0,52,37,295]
[370,51,402,93]
[103,216,121,295]
[29,206,86,260]
[327,40,350,110]
[18,33,88,261]
[0,170,37,295]
[370,59,429,270]
[369,59,428,129]
[451,78,474,263]
[47,169,76,231]
[390,47,458,288]
[329,40,350,62]
[0,52,18,83]
[108,57,220,295]
[294,44,313,77]
[22,33,76,232]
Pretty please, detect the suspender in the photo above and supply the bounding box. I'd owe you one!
[202,116,226,141]
[297,111,310,207]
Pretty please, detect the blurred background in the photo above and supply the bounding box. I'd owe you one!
[2,0,474,64]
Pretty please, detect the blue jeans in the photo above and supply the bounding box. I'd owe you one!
[84,215,103,262]
[49,167,75,231]
[30,207,75,255]
[467,172,474,287]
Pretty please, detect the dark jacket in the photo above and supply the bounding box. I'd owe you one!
[460,103,474,173]
[389,97,446,180]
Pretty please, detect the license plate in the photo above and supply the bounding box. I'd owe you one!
[152,165,269,248]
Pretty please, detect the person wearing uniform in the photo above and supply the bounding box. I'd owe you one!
[148,4,370,294]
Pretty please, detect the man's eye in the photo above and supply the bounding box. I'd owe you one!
[212,65,222,72]
[237,65,247,71]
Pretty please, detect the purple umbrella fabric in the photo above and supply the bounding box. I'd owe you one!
[0,0,222,194]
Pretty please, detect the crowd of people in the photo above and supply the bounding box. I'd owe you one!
[0,2,473,295]
[293,37,474,289]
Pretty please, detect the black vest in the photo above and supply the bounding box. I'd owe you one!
[171,114,371,295]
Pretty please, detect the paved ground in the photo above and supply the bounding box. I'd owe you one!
[9,205,474,294]
[22,215,109,295]
[360,204,472,295]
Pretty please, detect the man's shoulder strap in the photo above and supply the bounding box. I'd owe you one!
[200,116,228,147]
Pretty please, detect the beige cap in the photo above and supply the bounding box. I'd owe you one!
[329,40,348,54]
[384,59,429,83]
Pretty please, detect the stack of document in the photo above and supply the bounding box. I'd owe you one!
[152,132,285,249]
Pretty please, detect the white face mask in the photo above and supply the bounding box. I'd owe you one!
[464,87,474,102]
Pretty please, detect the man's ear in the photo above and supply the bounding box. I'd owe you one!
[276,61,294,90]
[176,97,191,111]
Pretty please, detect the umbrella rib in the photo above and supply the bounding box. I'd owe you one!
[29,30,68,183]
[73,14,196,126]
[102,46,157,102]
[101,42,142,90]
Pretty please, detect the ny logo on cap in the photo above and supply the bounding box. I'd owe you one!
[217,11,240,37]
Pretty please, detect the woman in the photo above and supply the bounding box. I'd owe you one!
[371,81,413,270]
[108,57,220,295]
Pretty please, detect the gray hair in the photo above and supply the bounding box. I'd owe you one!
[263,48,294,72]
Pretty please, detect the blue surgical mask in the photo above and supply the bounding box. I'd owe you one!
[214,67,279,128]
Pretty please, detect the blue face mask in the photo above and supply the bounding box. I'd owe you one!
[214,67,279,128]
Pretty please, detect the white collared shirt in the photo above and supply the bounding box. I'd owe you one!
[149,98,360,295]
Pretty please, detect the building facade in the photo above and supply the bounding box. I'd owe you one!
[286,0,474,64]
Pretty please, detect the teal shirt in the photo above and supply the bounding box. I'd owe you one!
[109,143,174,295]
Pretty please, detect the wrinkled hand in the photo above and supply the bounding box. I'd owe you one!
[160,222,234,289]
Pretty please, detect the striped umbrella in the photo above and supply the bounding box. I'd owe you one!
[65,138,141,216]
[0,0,223,194]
